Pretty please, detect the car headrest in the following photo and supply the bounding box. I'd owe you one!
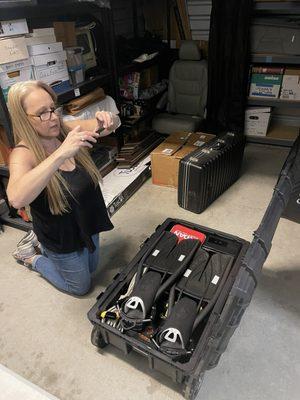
[179,40,202,61]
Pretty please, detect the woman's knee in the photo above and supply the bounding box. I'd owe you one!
[68,277,91,296]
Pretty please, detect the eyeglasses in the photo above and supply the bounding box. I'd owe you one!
[27,107,62,122]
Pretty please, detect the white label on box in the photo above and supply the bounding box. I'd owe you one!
[211,275,220,285]
[162,148,173,155]
[178,254,186,262]
[184,269,192,278]
[193,140,205,147]
[152,249,160,257]
[74,88,80,97]
[249,83,280,98]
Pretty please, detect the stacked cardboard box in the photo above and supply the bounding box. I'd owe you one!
[280,68,300,100]
[245,107,272,136]
[249,66,284,99]
[151,131,215,187]
[28,28,70,92]
[0,19,31,100]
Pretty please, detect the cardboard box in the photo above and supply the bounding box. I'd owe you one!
[33,61,69,86]
[0,65,32,90]
[32,28,55,37]
[280,68,300,100]
[31,50,68,85]
[27,42,63,56]
[101,156,151,217]
[151,131,216,188]
[30,50,67,66]
[0,37,29,64]
[53,22,76,48]
[0,19,29,38]
[249,73,282,98]
[0,58,31,73]
[245,107,272,137]
[25,35,57,46]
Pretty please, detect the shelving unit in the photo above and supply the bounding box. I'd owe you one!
[254,1,300,13]
[0,0,118,231]
[248,3,300,147]
[0,0,118,149]
[248,97,300,109]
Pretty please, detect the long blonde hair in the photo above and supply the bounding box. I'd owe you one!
[7,80,101,215]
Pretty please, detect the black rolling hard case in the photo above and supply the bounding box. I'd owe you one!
[88,136,300,400]
[178,132,246,213]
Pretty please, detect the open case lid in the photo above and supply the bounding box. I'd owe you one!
[205,134,300,370]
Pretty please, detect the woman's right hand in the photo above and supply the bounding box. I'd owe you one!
[56,125,100,160]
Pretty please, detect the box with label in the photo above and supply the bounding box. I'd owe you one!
[0,58,31,74]
[0,19,29,38]
[0,62,32,101]
[0,37,29,64]
[33,62,69,86]
[0,65,32,90]
[31,50,69,86]
[245,107,271,137]
[249,73,282,98]
[27,42,63,56]
[151,131,216,188]
[280,68,300,100]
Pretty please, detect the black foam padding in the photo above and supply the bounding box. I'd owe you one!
[176,248,210,293]
[124,271,161,319]
[181,252,234,300]
[163,239,199,274]
[144,231,178,271]
[158,297,198,350]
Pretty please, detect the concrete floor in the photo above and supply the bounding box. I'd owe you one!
[0,143,300,400]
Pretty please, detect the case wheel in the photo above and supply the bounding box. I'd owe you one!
[183,374,204,400]
[91,325,107,348]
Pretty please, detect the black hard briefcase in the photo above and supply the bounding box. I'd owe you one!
[88,136,300,400]
[178,132,246,213]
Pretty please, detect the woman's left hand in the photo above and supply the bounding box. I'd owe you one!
[95,111,114,133]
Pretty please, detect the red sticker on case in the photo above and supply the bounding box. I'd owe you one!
[171,224,206,243]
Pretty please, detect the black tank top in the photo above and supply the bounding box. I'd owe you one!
[15,146,113,253]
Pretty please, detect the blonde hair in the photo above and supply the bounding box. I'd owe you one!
[7,80,101,215]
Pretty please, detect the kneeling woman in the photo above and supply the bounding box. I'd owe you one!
[7,80,119,295]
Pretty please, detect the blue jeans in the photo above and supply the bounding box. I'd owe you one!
[32,234,99,296]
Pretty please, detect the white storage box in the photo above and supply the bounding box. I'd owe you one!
[0,37,29,64]
[0,19,29,38]
[0,58,31,74]
[280,69,300,100]
[30,50,67,67]
[27,42,63,56]
[25,35,57,47]
[32,28,55,37]
[245,107,272,137]
[0,65,32,90]
[31,50,69,86]
[33,61,69,86]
